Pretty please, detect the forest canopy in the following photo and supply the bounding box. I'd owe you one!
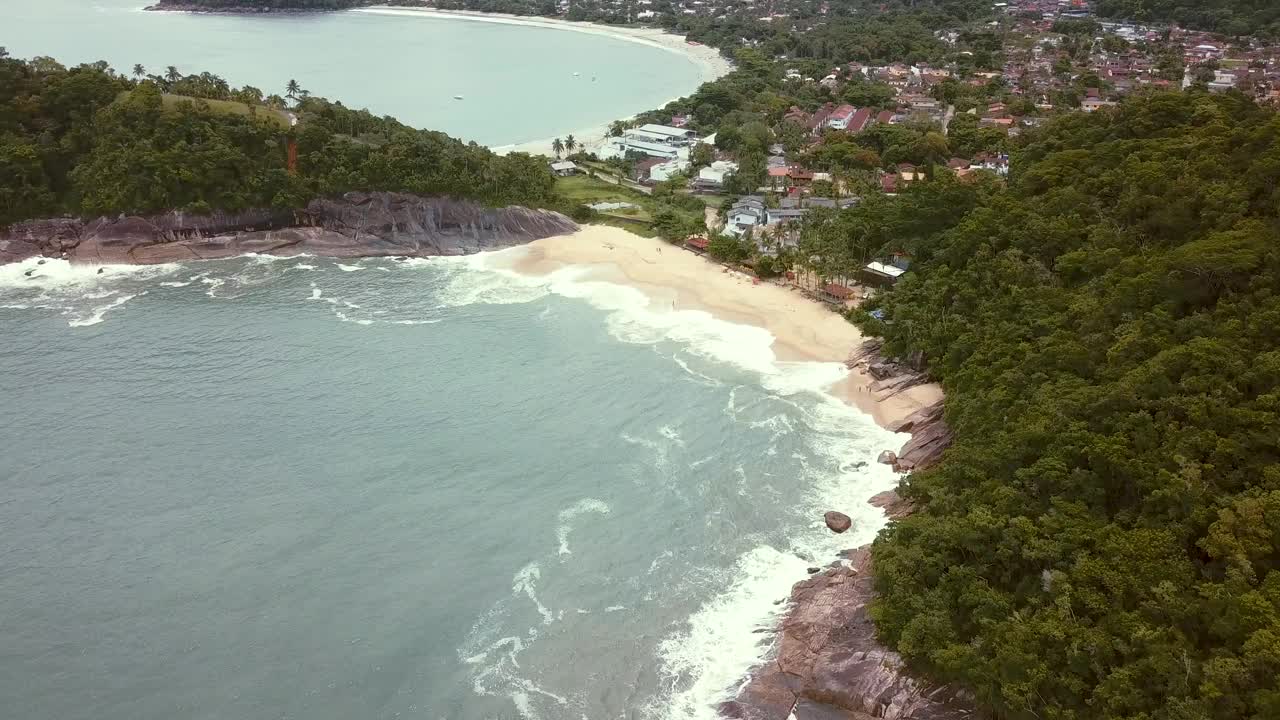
[828,90,1280,720]
[0,55,556,226]
[1095,0,1280,38]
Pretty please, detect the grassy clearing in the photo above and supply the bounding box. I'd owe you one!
[556,173,655,228]
[159,94,293,130]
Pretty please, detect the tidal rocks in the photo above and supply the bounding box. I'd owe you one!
[0,192,578,266]
[720,548,971,720]
[877,450,897,466]
[824,511,852,534]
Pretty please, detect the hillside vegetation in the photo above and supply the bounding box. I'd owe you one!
[0,56,556,226]
[838,90,1280,720]
[1095,0,1280,38]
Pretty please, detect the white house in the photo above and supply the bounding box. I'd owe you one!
[723,197,765,236]
[611,137,682,159]
[697,160,738,189]
[650,159,691,182]
[636,123,697,145]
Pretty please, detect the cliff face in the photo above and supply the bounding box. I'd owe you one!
[0,193,578,265]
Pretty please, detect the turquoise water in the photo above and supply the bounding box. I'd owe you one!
[0,254,904,719]
[0,0,703,146]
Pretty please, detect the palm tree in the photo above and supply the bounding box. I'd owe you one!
[565,135,577,154]
[165,65,180,83]
[132,63,145,79]
[551,137,564,158]
[285,79,301,99]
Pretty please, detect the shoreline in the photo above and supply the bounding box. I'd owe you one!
[502,225,942,433]
[142,4,732,156]
[504,225,953,718]
[353,6,732,156]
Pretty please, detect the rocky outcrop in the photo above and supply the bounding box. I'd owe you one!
[0,193,577,266]
[847,340,930,401]
[723,341,961,720]
[721,549,971,720]
[886,402,951,473]
[868,491,915,521]
[824,511,852,534]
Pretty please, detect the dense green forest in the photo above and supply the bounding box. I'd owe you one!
[816,90,1280,719]
[1095,0,1280,38]
[0,55,555,226]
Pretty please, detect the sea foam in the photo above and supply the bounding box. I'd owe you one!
[0,257,180,326]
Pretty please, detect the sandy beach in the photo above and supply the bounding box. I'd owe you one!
[507,225,942,431]
[356,6,733,156]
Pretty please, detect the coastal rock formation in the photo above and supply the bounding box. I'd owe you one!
[0,193,578,266]
[824,511,852,534]
[868,491,915,521]
[722,342,960,720]
[847,340,930,400]
[720,548,971,720]
[886,402,951,473]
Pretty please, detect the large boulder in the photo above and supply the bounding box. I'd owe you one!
[824,511,853,534]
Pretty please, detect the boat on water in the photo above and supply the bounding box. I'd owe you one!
[453,95,464,100]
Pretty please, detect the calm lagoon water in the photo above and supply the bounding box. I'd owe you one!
[0,0,704,145]
[0,254,904,719]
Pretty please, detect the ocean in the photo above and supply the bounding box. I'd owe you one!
[0,0,707,146]
[0,253,904,719]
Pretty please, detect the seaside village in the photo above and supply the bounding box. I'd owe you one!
[546,0,1280,307]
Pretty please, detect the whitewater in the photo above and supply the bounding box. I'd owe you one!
[0,252,903,720]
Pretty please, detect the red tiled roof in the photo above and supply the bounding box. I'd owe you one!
[823,283,854,299]
[848,107,873,133]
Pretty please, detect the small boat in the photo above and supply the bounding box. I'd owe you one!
[453,95,464,100]
[573,72,580,77]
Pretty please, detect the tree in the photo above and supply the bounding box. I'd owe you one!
[565,135,577,153]
[690,142,714,169]
[551,137,564,158]
[132,63,146,79]
[285,79,301,99]
[165,65,180,83]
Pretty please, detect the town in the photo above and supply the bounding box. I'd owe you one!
[535,0,1280,300]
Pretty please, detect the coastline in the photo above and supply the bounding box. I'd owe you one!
[505,225,942,431]
[354,6,733,156]
[505,225,955,718]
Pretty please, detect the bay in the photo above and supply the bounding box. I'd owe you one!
[0,255,903,720]
[0,0,705,146]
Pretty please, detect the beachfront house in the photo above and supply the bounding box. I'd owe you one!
[611,136,682,159]
[550,160,579,177]
[724,197,766,237]
[636,123,697,145]
[862,261,906,287]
